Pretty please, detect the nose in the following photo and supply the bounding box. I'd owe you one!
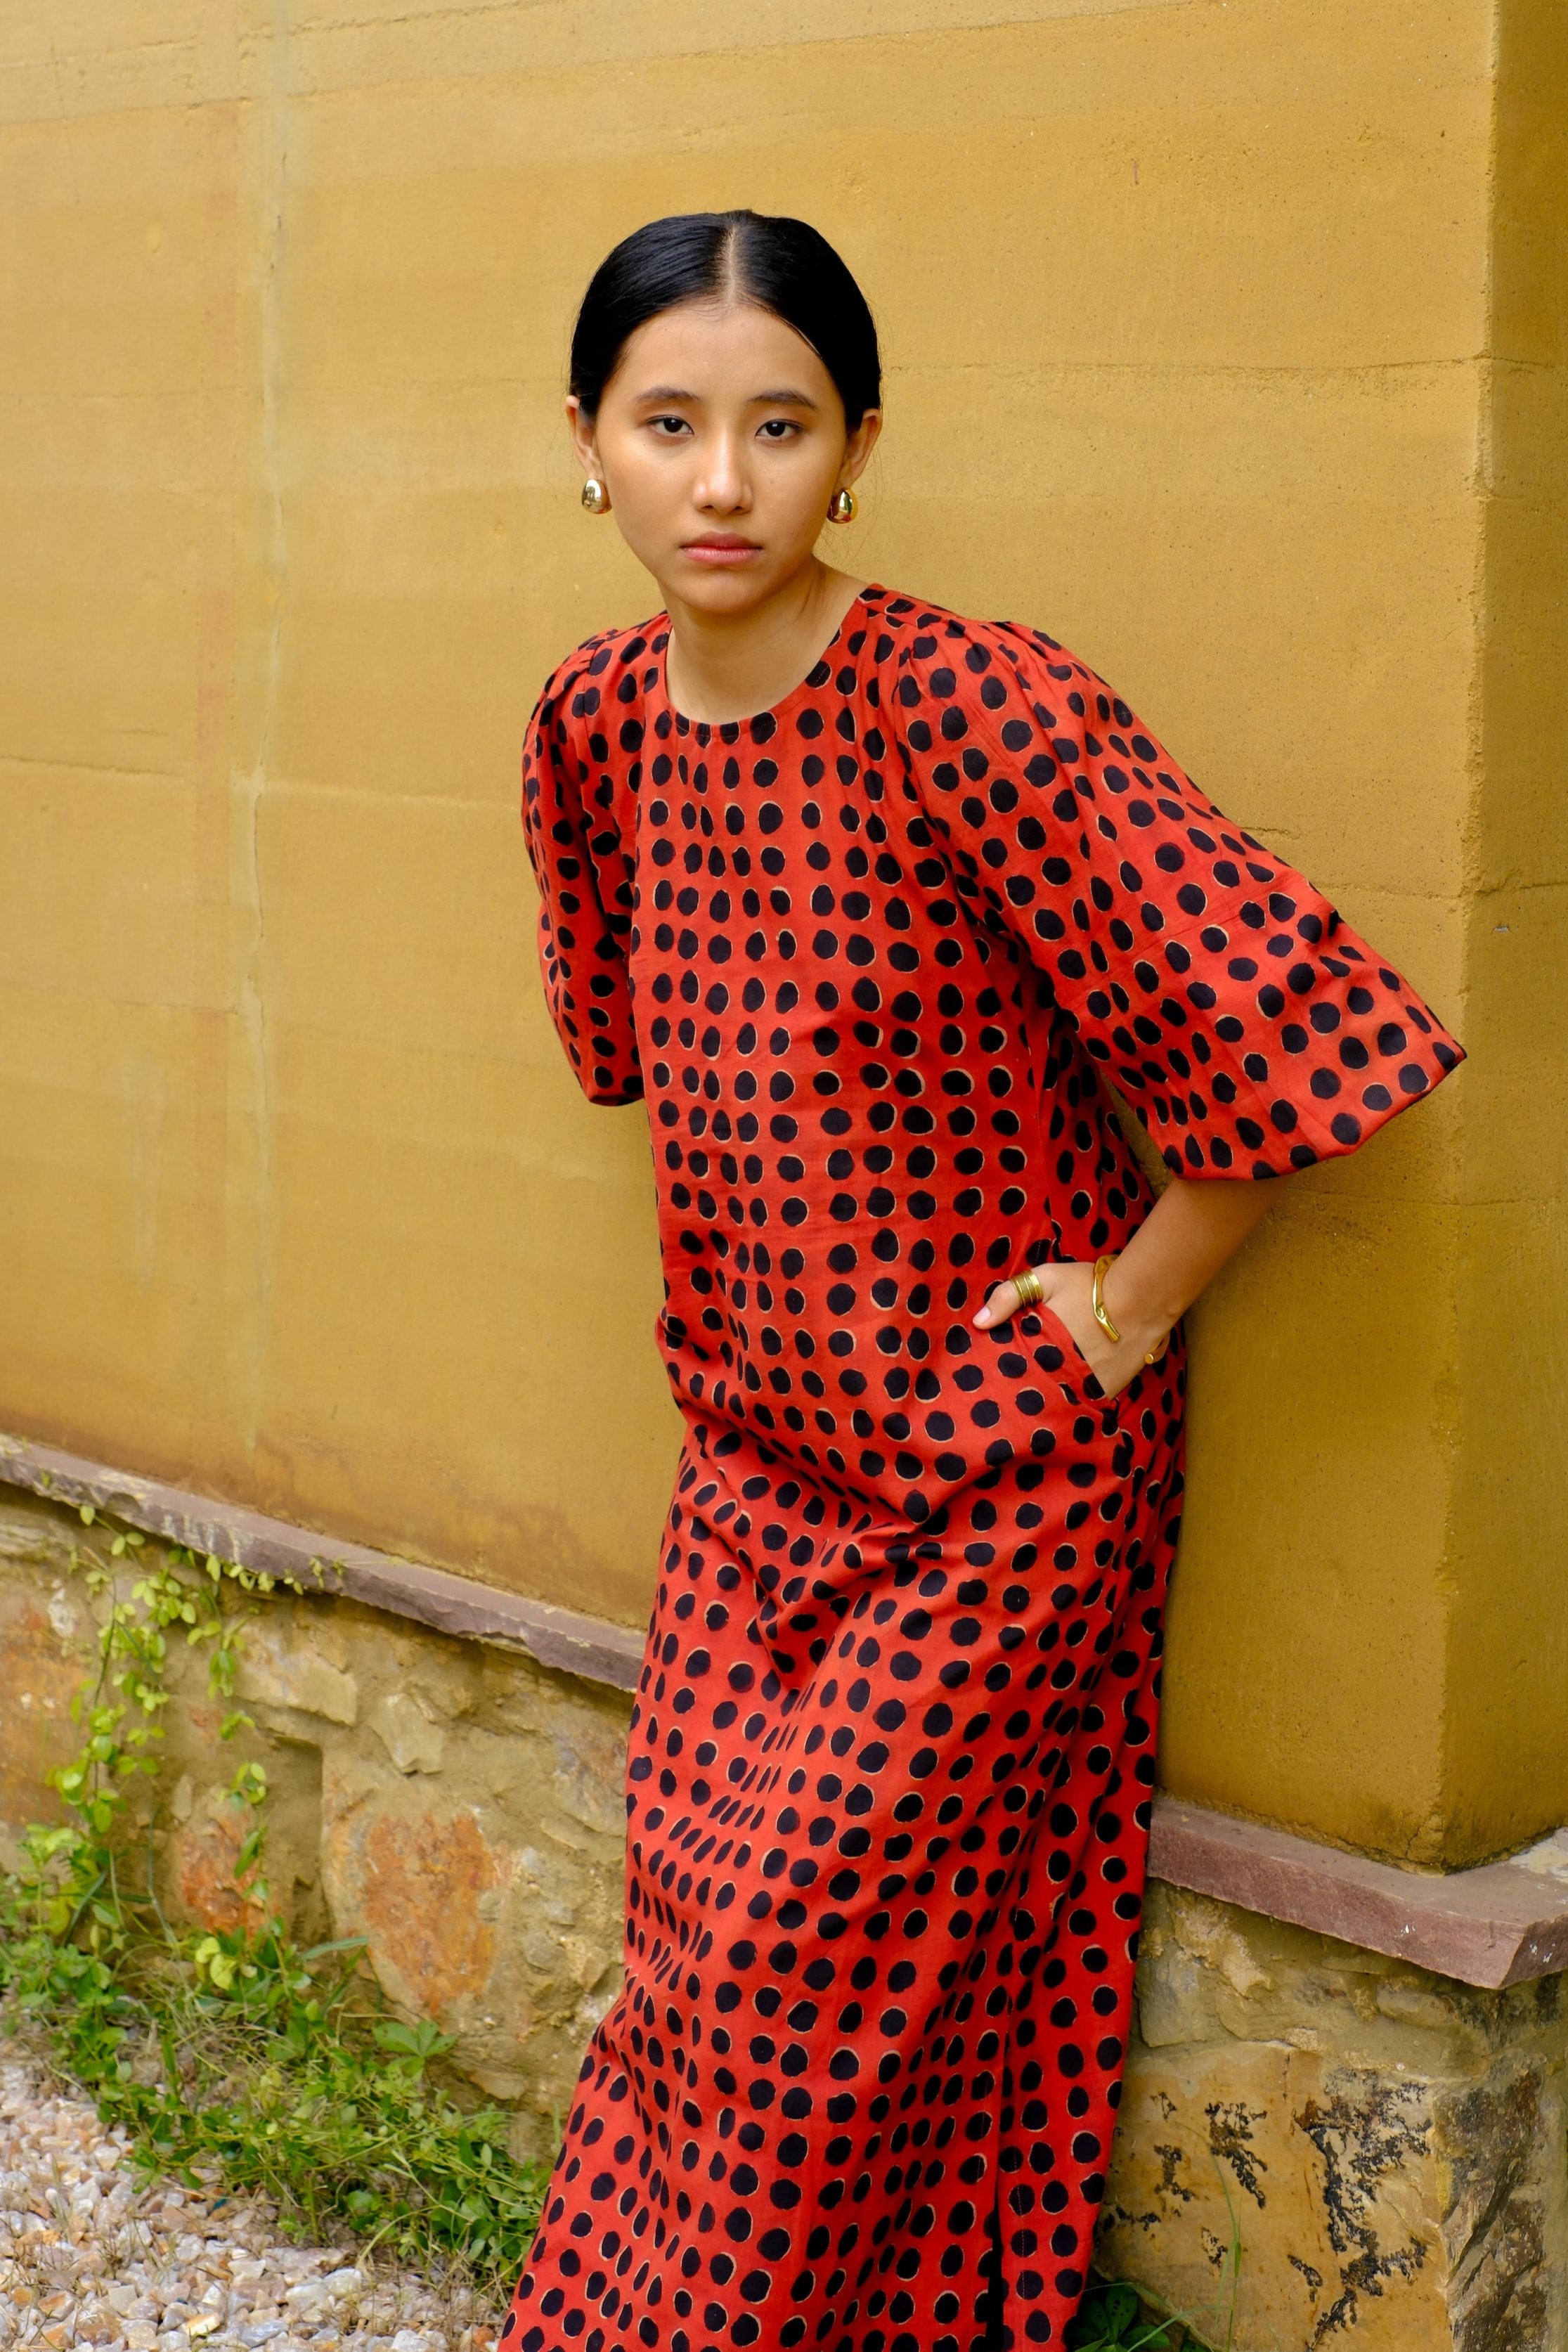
[694,429,751,518]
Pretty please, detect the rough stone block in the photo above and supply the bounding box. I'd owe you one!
[321,1763,503,2017]
[1100,1884,1568,2348]
[368,1689,446,1775]
[235,1627,360,1726]
[170,1790,268,1937]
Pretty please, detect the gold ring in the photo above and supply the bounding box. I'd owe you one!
[1012,1267,1044,1310]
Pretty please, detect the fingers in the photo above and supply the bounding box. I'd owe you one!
[973,1280,1021,1330]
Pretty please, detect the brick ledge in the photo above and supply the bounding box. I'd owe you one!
[3,1429,1565,1991]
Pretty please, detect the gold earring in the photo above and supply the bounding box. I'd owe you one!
[827,486,856,525]
[581,477,609,515]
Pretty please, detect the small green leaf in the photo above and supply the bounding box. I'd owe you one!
[1104,2284,1139,2333]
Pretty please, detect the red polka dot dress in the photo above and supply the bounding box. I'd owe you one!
[505,588,1461,2352]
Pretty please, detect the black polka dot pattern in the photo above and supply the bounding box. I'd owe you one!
[507,588,1462,2352]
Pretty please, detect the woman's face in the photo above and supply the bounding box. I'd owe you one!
[568,299,881,616]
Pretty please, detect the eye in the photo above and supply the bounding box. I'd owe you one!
[647,414,692,438]
[758,419,803,441]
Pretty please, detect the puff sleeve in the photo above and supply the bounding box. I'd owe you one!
[892,616,1463,1177]
[521,658,643,1106]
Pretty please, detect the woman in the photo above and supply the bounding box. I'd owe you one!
[504,212,1460,2352]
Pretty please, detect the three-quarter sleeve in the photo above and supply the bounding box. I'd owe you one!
[521,663,643,1106]
[892,616,1462,1177]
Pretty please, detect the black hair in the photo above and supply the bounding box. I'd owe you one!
[569,210,881,429]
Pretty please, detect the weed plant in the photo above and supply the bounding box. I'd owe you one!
[1064,2276,1203,2348]
[0,1504,550,2301]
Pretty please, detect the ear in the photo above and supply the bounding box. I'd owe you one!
[841,409,883,487]
[566,394,601,477]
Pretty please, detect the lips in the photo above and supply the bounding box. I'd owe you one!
[682,536,762,564]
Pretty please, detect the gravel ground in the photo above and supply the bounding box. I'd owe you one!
[0,2046,500,2352]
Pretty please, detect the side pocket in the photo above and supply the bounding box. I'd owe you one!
[1032,1303,1120,1415]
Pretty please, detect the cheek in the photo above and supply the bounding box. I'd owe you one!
[758,445,841,517]
[614,438,675,484]
[604,443,689,525]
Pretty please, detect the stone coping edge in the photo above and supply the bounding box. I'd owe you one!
[0,1430,646,1694]
[1148,1799,1568,1991]
[4,1429,1567,1991]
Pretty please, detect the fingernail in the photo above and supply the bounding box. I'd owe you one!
[974,1310,990,1326]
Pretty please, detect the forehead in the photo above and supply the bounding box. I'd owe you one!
[611,299,834,399]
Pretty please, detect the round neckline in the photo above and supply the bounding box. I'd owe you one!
[652,583,881,737]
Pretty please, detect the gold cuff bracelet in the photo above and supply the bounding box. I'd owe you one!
[1094,1251,1170,1369]
[1091,1254,1121,1343]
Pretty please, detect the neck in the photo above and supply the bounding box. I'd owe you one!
[662,560,866,725]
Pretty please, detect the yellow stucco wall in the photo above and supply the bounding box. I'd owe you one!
[1,0,1560,1866]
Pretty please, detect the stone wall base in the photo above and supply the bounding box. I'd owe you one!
[4,1485,1564,2345]
[0,1491,632,2162]
[1100,1881,1567,2348]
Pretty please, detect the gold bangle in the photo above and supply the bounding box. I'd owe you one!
[1012,1266,1044,1310]
[1091,1254,1122,1344]
[1096,1251,1172,1368]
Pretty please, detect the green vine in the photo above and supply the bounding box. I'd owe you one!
[0,1501,548,2296]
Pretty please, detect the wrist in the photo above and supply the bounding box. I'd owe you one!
[1101,1254,1177,1350]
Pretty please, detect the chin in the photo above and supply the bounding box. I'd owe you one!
[668,563,781,614]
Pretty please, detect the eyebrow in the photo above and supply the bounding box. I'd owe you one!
[631,385,820,410]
